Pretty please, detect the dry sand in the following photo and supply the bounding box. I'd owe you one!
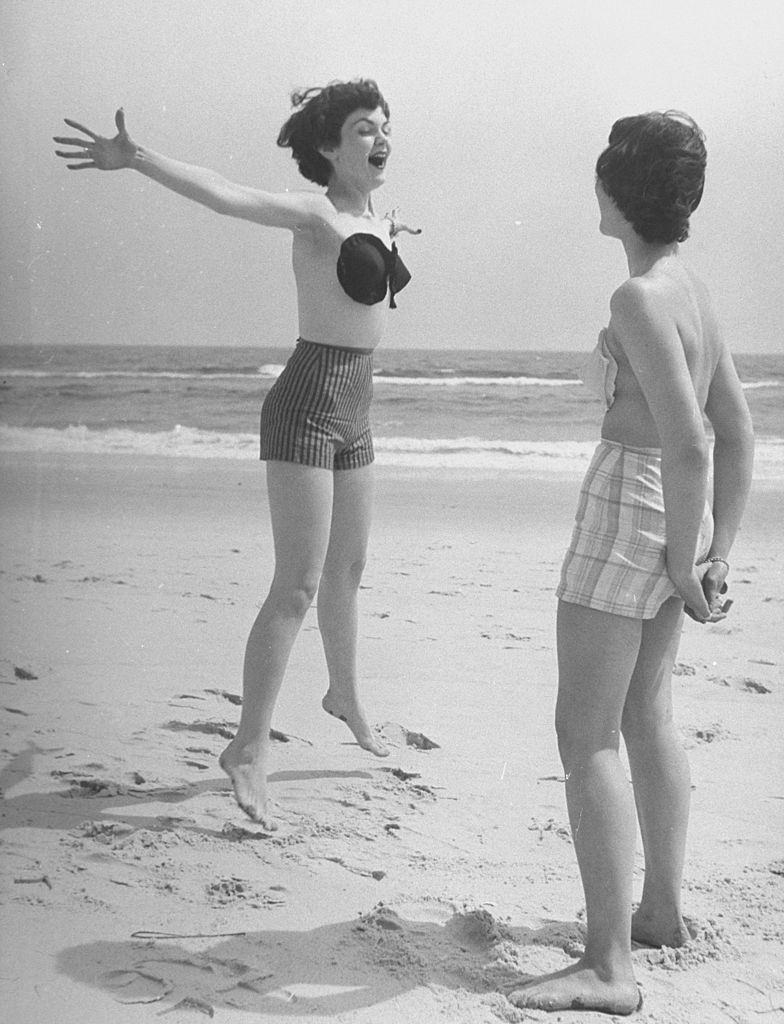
[1,451,782,1024]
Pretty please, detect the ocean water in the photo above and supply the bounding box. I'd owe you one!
[1,345,782,475]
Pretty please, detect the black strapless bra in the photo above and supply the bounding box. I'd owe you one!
[336,233,411,308]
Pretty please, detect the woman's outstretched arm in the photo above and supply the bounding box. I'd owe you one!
[54,108,320,230]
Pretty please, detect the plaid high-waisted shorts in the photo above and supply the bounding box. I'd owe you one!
[259,338,374,470]
[556,439,713,619]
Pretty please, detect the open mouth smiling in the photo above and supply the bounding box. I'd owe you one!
[368,152,387,169]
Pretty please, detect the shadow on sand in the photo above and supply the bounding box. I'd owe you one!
[0,741,373,840]
[57,907,586,1018]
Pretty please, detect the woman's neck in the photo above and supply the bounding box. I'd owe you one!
[622,233,679,277]
[326,180,374,218]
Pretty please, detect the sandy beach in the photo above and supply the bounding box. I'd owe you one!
[1,451,782,1024]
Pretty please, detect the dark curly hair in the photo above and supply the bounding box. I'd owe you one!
[595,111,707,244]
[277,78,390,187]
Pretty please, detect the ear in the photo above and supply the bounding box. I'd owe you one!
[317,143,338,165]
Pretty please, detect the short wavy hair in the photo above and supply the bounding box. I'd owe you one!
[596,111,707,244]
[277,79,390,187]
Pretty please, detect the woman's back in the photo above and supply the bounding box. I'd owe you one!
[601,260,723,449]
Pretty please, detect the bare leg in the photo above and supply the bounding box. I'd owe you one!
[318,465,388,756]
[220,461,333,826]
[623,597,692,947]
[509,601,641,1015]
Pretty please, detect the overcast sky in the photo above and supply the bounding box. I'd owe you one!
[2,0,782,352]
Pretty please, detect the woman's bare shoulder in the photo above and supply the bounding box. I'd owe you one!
[608,277,674,344]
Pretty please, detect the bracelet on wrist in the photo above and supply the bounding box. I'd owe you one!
[700,556,730,571]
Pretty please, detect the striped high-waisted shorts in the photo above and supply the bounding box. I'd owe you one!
[556,439,713,619]
[259,338,374,470]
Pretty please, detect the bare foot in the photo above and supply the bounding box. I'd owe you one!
[219,741,277,829]
[632,904,692,948]
[507,962,641,1016]
[321,692,389,757]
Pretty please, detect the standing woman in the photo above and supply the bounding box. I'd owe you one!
[509,112,753,1014]
[55,79,419,829]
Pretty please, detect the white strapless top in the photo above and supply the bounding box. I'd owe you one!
[581,328,619,409]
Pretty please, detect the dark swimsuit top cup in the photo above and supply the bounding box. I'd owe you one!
[336,233,411,308]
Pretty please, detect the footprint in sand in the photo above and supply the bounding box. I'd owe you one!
[672,662,697,676]
[163,719,235,741]
[692,723,733,744]
[76,820,135,841]
[14,666,39,681]
[376,766,438,802]
[52,769,132,798]
[102,968,173,1005]
[708,675,772,694]
[221,822,275,841]
[386,896,457,925]
[53,767,177,799]
[528,817,572,843]
[165,718,299,744]
[207,877,285,907]
[204,687,243,706]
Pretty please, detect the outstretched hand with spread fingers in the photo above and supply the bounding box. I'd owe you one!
[54,108,136,170]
